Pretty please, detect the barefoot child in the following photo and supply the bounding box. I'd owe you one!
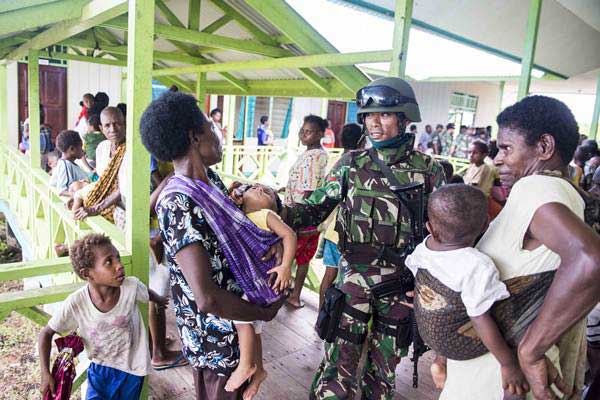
[39,234,168,400]
[405,184,530,399]
[225,182,297,399]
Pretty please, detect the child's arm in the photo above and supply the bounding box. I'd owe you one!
[265,211,297,293]
[471,312,530,397]
[148,288,169,308]
[38,325,57,397]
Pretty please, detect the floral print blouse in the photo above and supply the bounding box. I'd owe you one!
[157,169,243,375]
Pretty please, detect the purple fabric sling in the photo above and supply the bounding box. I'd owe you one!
[158,174,282,305]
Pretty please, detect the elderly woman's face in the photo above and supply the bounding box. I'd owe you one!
[494,127,539,190]
[197,118,222,166]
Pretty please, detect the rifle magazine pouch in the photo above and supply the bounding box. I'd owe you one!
[375,315,413,349]
[316,286,346,343]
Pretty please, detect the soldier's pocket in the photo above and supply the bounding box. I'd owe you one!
[371,197,398,246]
[349,197,374,243]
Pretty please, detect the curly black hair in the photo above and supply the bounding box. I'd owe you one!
[70,233,113,279]
[341,123,362,150]
[55,130,82,153]
[88,114,101,131]
[496,95,579,164]
[140,91,207,162]
[303,114,328,132]
[428,184,487,244]
[470,140,489,154]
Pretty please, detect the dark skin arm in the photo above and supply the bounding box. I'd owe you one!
[150,173,173,217]
[518,202,600,400]
[471,312,529,396]
[73,190,122,220]
[38,325,57,396]
[176,242,283,321]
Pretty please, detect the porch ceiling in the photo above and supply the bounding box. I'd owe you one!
[335,0,600,79]
[0,0,371,98]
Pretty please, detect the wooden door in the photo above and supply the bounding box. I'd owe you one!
[327,100,347,147]
[18,63,67,143]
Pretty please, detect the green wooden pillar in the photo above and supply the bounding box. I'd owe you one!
[0,64,7,146]
[125,2,154,396]
[492,80,505,139]
[28,50,41,169]
[390,0,413,78]
[196,72,206,113]
[590,72,600,141]
[517,0,542,100]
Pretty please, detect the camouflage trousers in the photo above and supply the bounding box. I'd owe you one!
[310,260,410,400]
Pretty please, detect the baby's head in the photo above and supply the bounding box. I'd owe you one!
[82,93,95,109]
[427,184,488,247]
[229,181,281,213]
[70,234,125,286]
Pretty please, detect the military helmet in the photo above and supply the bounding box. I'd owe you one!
[355,77,421,123]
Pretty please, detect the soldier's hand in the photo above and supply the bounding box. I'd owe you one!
[400,291,415,309]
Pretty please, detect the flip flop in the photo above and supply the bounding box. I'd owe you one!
[286,299,305,309]
[152,354,188,371]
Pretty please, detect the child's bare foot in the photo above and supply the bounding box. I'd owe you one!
[243,368,267,400]
[225,363,256,392]
[431,360,447,389]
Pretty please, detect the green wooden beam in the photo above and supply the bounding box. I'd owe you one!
[219,72,248,93]
[196,72,207,112]
[5,0,128,62]
[202,15,233,34]
[245,0,368,94]
[0,283,84,313]
[0,0,89,37]
[0,64,7,146]
[204,78,356,98]
[154,0,213,54]
[16,306,51,326]
[298,68,330,94]
[389,0,413,78]
[188,0,201,31]
[125,0,152,288]
[517,0,542,100]
[28,50,41,169]
[0,258,68,281]
[209,0,278,46]
[93,26,123,45]
[0,0,59,14]
[47,51,127,66]
[153,50,391,76]
[103,16,289,58]
[591,72,600,141]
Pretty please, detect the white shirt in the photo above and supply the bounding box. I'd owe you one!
[406,237,509,317]
[477,174,584,280]
[50,159,90,192]
[48,277,151,376]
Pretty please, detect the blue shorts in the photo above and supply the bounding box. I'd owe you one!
[322,239,341,268]
[86,362,144,400]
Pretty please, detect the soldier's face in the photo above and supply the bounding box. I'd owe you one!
[494,127,540,191]
[364,112,400,142]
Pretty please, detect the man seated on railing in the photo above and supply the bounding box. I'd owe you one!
[71,107,128,225]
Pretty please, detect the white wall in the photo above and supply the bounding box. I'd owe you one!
[408,81,502,131]
[66,61,123,128]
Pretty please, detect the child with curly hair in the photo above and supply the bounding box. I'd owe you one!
[38,234,168,399]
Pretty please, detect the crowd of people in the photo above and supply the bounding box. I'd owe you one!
[27,77,600,400]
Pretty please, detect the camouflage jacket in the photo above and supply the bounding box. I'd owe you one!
[451,133,471,159]
[440,131,454,156]
[284,144,445,265]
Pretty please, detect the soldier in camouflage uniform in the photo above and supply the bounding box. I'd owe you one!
[439,123,455,156]
[450,126,471,159]
[282,77,445,400]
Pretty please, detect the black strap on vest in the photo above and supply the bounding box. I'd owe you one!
[334,304,371,345]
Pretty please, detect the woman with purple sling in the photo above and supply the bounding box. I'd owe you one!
[140,92,284,400]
